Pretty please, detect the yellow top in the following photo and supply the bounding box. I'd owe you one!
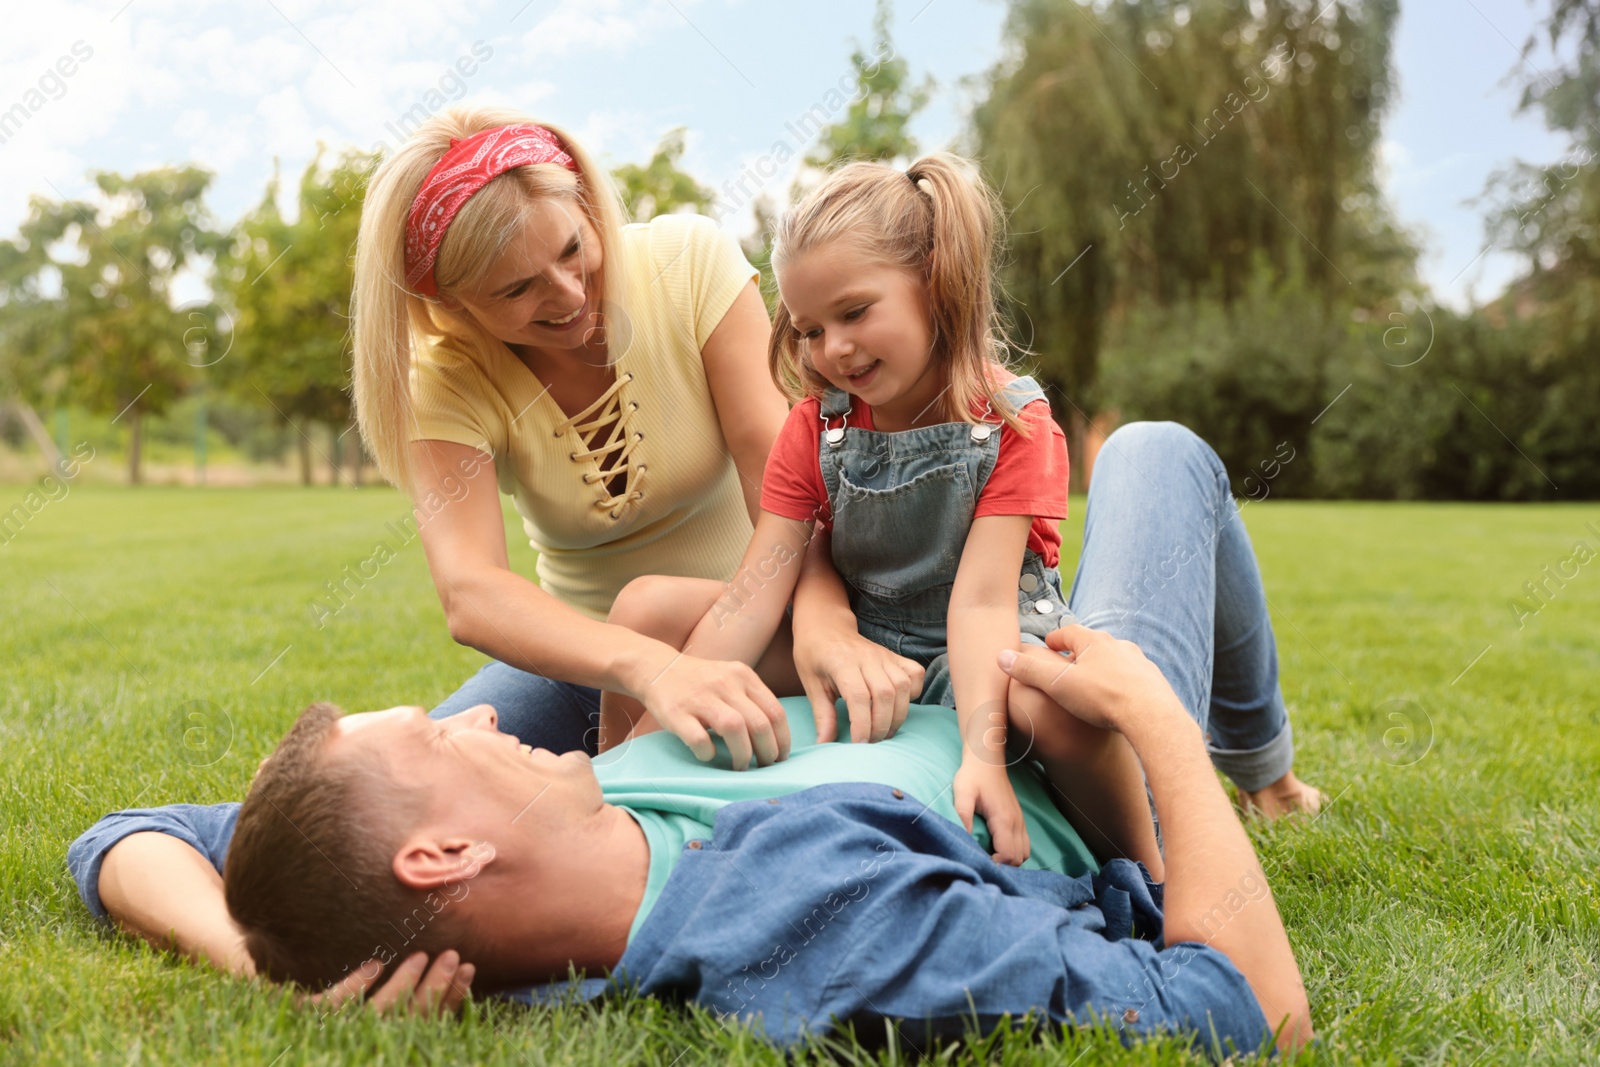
[409,214,759,620]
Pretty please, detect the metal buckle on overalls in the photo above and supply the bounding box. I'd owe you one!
[821,402,851,447]
[970,399,998,442]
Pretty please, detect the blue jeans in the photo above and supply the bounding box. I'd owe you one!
[430,421,1294,790]
[1066,422,1293,792]
[428,661,602,755]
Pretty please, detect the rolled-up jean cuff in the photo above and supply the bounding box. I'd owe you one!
[1207,718,1294,793]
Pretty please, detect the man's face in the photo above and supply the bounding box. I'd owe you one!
[331,703,603,837]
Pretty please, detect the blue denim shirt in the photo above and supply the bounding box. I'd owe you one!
[525,783,1271,1060]
[67,785,1270,1060]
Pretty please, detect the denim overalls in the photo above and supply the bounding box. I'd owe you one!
[818,375,1077,708]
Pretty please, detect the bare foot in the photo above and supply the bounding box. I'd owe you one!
[1237,771,1327,820]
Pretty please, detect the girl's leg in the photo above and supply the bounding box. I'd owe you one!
[1006,644,1163,877]
[429,660,601,754]
[598,575,803,749]
[1065,421,1321,812]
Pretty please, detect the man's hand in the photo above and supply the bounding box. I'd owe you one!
[998,624,1185,734]
[793,624,924,744]
[305,951,475,1018]
[953,761,1031,866]
[640,653,791,769]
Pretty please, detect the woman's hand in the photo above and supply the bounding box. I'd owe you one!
[793,622,925,745]
[638,653,791,770]
[304,950,475,1018]
[953,760,1031,866]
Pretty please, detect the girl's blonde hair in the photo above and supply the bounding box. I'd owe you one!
[768,152,1026,433]
[352,106,628,494]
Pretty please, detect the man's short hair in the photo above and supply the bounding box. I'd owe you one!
[223,702,457,990]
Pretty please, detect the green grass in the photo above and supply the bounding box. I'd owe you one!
[2,486,1597,1064]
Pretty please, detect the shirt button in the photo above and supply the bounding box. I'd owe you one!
[1034,600,1055,614]
[891,788,905,799]
[1122,1008,1140,1024]
[1018,573,1039,593]
[969,424,993,442]
[687,840,703,850]
[767,798,780,804]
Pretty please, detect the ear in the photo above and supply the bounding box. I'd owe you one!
[393,834,497,891]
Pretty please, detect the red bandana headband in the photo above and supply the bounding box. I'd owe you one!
[404,124,580,298]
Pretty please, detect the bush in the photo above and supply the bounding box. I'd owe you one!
[1099,273,1600,500]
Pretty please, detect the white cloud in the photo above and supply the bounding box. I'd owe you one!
[512,0,686,58]
[0,0,987,250]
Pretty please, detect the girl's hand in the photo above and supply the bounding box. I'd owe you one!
[793,623,925,744]
[641,654,791,770]
[953,761,1031,866]
[303,950,475,1018]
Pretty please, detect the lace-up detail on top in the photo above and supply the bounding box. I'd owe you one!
[555,372,646,519]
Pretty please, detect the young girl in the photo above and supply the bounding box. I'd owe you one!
[601,153,1158,869]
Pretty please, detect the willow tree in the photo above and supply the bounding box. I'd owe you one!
[1477,0,1600,493]
[972,0,1415,420]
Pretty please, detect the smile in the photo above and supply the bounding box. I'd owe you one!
[534,295,588,329]
[844,360,880,384]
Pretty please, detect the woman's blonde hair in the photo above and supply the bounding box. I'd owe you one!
[352,106,628,494]
[768,152,1026,433]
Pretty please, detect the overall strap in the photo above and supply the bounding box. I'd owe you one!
[818,387,854,449]
[819,387,854,419]
[995,374,1046,414]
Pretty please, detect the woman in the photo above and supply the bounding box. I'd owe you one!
[359,109,817,757]
[74,108,1321,1003]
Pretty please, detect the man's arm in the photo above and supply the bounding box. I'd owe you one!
[99,832,254,974]
[81,819,471,1012]
[999,625,1314,1052]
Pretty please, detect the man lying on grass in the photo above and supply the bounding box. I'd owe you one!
[70,624,1312,1059]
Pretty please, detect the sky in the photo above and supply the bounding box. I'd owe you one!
[0,0,1573,310]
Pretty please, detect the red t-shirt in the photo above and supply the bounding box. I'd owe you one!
[760,386,1071,567]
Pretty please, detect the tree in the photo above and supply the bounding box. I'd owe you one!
[0,209,74,469]
[1473,0,1600,495]
[612,128,714,223]
[216,150,376,486]
[741,0,932,307]
[804,0,932,170]
[4,168,225,483]
[972,0,1416,423]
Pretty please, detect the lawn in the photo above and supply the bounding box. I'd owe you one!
[1,485,1597,1065]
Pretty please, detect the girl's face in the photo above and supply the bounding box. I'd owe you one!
[440,196,605,358]
[779,240,944,431]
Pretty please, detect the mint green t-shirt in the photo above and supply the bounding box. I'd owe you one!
[592,696,1100,943]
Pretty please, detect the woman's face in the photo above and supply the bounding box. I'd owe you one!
[440,196,606,355]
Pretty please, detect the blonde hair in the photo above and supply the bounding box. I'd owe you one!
[768,152,1026,433]
[352,106,629,494]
